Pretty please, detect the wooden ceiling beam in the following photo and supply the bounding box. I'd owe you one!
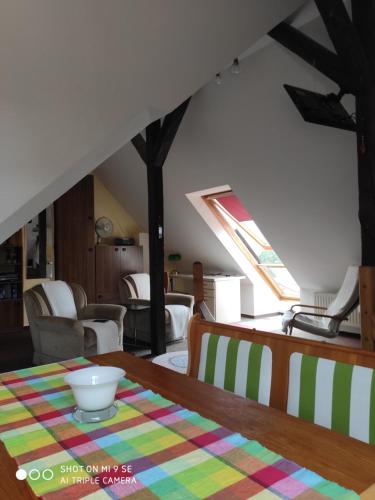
[131,134,146,164]
[146,119,161,163]
[314,0,367,80]
[154,98,191,168]
[269,22,361,94]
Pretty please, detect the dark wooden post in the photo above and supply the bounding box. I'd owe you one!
[352,1,375,349]
[352,1,375,265]
[359,267,375,350]
[193,261,204,314]
[132,98,191,355]
[146,120,166,355]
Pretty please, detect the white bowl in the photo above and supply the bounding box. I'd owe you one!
[64,366,125,411]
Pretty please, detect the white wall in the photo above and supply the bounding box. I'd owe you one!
[97,19,360,304]
[0,0,305,244]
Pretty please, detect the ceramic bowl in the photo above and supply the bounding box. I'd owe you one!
[65,366,125,411]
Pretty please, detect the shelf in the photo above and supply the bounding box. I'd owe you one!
[0,298,22,303]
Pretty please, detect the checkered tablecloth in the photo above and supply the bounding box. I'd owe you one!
[0,358,357,499]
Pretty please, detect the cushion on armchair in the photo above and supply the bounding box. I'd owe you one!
[42,281,77,319]
[123,273,150,300]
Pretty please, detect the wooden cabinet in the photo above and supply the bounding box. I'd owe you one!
[95,245,119,303]
[0,234,23,332]
[54,176,96,302]
[55,175,143,305]
[95,245,143,303]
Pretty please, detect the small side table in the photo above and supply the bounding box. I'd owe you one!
[121,302,150,348]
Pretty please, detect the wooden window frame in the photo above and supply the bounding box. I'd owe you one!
[203,192,299,301]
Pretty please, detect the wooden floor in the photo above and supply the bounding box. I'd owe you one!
[0,316,362,374]
[128,315,362,360]
[236,315,361,349]
[0,328,33,373]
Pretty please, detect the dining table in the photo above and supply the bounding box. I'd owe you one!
[1,351,375,499]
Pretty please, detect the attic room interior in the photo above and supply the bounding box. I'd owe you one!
[1,0,375,499]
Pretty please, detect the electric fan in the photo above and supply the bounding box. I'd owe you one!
[95,217,113,244]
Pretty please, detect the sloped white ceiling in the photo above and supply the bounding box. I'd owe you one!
[97,18,360,293]
[0,0,305,242]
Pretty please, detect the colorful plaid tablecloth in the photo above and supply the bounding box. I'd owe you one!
[0,358,357,499]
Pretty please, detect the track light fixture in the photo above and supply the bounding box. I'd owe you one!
[231,58,240,75]
[214,57,241,84]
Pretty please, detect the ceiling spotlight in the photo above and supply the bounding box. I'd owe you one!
[215,73,222,85]
[231,58,240,75]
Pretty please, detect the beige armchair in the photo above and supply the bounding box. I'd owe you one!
[24,281,126,364]
[119,273,194,343]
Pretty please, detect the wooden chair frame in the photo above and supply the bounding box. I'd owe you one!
[187,315,375,411]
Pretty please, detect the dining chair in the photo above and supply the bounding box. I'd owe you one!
[287,352,375,444]
[190,330,272,406]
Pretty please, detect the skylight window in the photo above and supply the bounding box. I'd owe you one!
[204,191,299,300]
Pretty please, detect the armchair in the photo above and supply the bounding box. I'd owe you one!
[282,266,359,338]
[24,281,126,364]
[119,273,194,343]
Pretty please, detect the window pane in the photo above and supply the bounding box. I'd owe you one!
[261,266,299,297]
[213,197,299,298]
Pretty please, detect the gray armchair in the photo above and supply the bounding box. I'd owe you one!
[24,281,126,364]
[119,273,194,343]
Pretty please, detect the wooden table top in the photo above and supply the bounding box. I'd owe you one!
[1,351,375,499]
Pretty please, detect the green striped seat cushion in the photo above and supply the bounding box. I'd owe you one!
[197,333,272,405]
[287,352,375,444]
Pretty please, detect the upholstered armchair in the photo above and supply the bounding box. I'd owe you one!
[118,273,194,343]
[24,281,126,364]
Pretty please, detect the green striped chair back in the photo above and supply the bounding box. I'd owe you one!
[197,332,272,405]
[287,352,375,444]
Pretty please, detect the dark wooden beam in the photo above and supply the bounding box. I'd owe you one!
[132,100,191,355]
[154,98,191,168]
[193,261,204,315]
[314,0,367,80]
[131,134,146,164]
[269,22,361,94]
[146,162,165,354]
[352,1,375,265]
[145,119,165,355]
[146,119,161,163]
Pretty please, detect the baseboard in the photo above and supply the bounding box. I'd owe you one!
[241,313,282,319]
[339,330,361,338]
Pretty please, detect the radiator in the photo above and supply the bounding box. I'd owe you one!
[314,293,360,334]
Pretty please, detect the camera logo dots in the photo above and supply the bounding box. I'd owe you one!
[16,469,27,480]
[16,468,54,481]
[42,469,54,480]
